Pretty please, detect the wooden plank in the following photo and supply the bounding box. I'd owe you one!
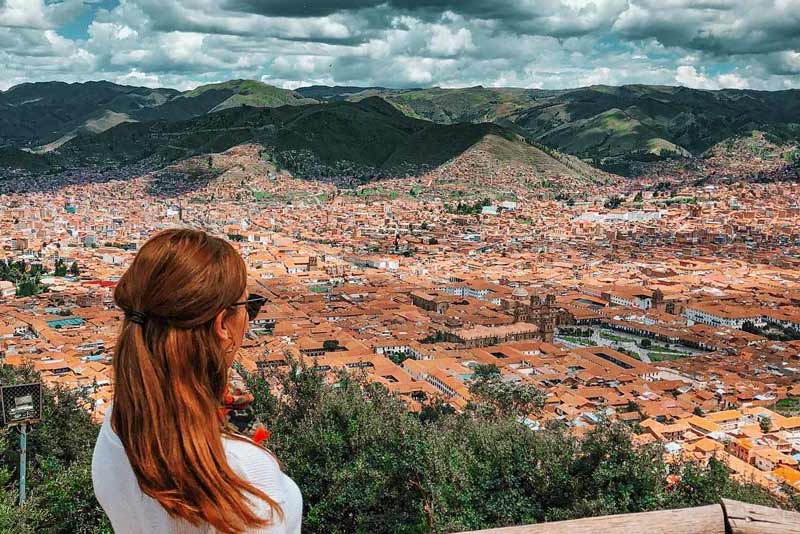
[722,499,800,534]
[455,504,724,534]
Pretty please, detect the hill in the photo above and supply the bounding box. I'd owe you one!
[4,80,800,170]
[420,127,614,194]
[330,84,800,160]
[177,79,315,112]
[50,97,610,187]
[0,147,53,172]
[294,85,387,101]
[0,80,318,149]
[0,81,177,148]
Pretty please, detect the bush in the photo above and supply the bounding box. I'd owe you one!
[240,360,785,533]
[0,360,787,534]
[0,366,110,533]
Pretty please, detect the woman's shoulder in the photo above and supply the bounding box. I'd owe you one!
[223,436,278,464]
[223,437,284,488]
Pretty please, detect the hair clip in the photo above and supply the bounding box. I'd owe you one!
[125,310,148,325]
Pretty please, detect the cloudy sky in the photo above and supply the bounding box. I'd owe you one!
[1,0,799,91]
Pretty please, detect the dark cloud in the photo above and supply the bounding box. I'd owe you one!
[1,0,800,91]
[228,0,625,38]
[227,0,382,18]
[613,0,800,56]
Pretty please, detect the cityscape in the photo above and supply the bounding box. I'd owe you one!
[2,0,800,532]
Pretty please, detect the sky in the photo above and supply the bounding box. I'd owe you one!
[1,0,799,92]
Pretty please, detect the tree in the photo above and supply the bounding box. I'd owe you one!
[388,351,410,366]
[0,357,787,534]
[604,196,623,209]
[0,365,110,533]
[468,375,546,418]
[68,262,79,277]
[322,340,340,352]
[666,457,776,510]
[693,406,704,416]
[742,321,760,335]
[417,399,455,425]
[16,278,40,298]
[472,364,500,380]
[53,259,67,277]
[759,415,772,434]
[640,338,651,348]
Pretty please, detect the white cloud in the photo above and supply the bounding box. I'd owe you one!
[579,66,614,86]
[427,25,474,57]
[675,65,717,89]
[675,65,752,90]
[717,72,750,89]
[0,0,798,90]
[0,0,83,30]
[114,68,162,87]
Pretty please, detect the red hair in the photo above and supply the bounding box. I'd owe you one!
[112,228,282,533]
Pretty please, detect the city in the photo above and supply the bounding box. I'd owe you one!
[3,133,800,500]
[3,0,800,532]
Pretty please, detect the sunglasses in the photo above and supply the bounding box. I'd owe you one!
[231,293,268,321]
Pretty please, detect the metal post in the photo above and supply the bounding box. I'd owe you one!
[19,422,27,505]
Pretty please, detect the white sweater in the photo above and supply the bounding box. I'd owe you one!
[92,408,302,534]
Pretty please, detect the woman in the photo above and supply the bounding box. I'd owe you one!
[92,228,302,534]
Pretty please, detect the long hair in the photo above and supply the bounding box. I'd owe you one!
[111,228,283,533]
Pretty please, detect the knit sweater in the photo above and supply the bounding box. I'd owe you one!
[92,407,302,533]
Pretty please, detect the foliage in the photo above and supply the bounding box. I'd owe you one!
[759,416,772,434]
[743,320,800,342]
[471,364,501,380]
[666,457,777,509]
[445,198,491,215]
[774,397,800,416]
[0,260,47,297]
[54,259,67,277]
[558,327,593,337]
[0,365,110,533]
[387,351,411,366]
[467,374,546,418]
[1,359,791,534]
[604,195,624,209]
[322,339,340,351]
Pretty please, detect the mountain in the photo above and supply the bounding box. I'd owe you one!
[421,128,614,192]
[4,79,798,177]
[325,84,800,160]
[0,80,316,149]
[0,81,177,148]
[294,85,386,101]
[0,147,53,172]
[51,97,609,186]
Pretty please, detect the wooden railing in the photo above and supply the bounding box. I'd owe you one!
[456,499,800,534]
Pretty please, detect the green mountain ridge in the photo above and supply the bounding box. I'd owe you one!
[0,80,316,149]
[3,79,799,175]
[301,84,800,159]
[52,97,599,185]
